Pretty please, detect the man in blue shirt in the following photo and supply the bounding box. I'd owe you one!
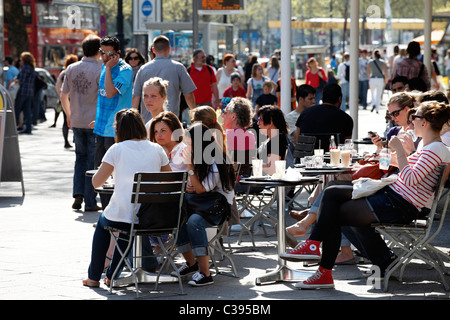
[92,36,133,168]
[3,56,19,89]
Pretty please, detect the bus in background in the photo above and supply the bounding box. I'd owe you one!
[4,0,100,78]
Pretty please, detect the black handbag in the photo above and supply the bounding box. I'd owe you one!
[184,191,231,225]
[137,202,186,230]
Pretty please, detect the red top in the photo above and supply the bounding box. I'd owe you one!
[305,68,327,88]
[223,85,246,98]
[189,64,217,104]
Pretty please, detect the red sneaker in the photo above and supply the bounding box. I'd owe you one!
[295,267,334,289]
[280,239,321,261]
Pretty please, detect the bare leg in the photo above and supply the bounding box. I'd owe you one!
[286,212,317,237]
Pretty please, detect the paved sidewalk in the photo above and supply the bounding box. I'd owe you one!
[0,108,449,302]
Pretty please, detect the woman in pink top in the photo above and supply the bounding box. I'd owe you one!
[305,57,327,105]
[222,97,256,174]
[279,101,450,289]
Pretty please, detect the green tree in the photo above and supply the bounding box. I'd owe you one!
[4,0,28,59]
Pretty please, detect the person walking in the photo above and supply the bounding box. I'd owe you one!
[305,57,327,105]
[367,49,388,114]
[92,36,133,169]
[188,49,220,109]
[358,49,370,110]
[60,34,103,212]
[337,53,350,111]
[131,35,196,122]
[13,52,36,134]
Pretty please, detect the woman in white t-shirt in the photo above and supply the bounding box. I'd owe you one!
[83,109,171,288]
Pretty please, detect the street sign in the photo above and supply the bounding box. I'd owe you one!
[133,0,161,33]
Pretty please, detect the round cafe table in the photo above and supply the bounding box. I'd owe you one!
[297,166,355,186]
[239,176,320,285]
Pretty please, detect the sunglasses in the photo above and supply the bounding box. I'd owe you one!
[411,114,425,121]
[388,105,407,118]
[99,49,115,57]
[128,56,140,61]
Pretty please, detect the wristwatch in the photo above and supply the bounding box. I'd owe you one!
[188,169,195,176]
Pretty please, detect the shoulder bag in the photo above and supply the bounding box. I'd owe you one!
[184,191,231,225]
[352,175,398,199]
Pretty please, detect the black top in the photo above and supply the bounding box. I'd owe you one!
[257,134,288,164]
[295,104,353,150]
[255,93,278,107]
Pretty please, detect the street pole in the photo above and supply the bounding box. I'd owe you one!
[116,0,125,55]
[193,0,199,50]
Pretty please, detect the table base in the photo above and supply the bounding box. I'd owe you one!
[255,265,313,285]
[113,268,178,287]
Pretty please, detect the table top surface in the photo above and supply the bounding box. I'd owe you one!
[239,176,319,186]
[297,166,355,175]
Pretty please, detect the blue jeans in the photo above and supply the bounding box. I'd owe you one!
[88,213,158,281]
[88,213,131,281]
[177,213,226,257]
[340,82,349,111]
[72,128,97,208]
[314,87,323,105]
[358,80,369,108]
[15,94,33,132]
[32,88,44,123]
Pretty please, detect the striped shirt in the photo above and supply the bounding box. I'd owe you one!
[390,141,450,209]
[94,60,133,137]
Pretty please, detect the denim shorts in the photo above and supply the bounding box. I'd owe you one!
[366,186,419,224]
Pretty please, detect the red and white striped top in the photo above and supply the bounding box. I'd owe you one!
[390,141,450,209]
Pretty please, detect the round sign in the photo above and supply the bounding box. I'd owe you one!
[141,0,152,17]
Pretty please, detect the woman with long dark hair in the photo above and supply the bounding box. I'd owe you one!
[174,123,235,286]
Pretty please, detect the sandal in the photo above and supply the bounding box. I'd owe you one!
[103,256,112,272]
[82,279,100,288]
[103,277,111,287]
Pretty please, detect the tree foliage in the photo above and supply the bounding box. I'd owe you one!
[4,0,29,59]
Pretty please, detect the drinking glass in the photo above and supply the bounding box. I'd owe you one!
[252,159,263,177]
[304,156,314,168]
[330,148,340,166]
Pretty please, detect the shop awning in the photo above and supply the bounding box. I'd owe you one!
[413,29,445,45]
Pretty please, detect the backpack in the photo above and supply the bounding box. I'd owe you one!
[344,64,350,82]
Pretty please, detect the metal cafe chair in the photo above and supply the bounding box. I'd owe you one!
[105,171,188,297]
[374,164,450,291]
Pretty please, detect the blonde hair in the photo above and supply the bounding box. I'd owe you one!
[142,77,169,98]
[388,92,415,109]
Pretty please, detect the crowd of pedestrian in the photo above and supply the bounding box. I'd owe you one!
[4,36,449,292]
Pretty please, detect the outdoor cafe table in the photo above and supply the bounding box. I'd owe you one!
[85,169,178,286]
[238,176,320,285]
[297,166,355,186]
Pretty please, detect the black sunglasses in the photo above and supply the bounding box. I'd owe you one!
[128,56,140,61]
[99,49,115,57]
[411,114,426,120]
[388,105,407,118]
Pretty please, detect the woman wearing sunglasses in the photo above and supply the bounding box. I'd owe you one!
[124,48,146,83]
[371,92,419,155]
[280,101,450,289]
